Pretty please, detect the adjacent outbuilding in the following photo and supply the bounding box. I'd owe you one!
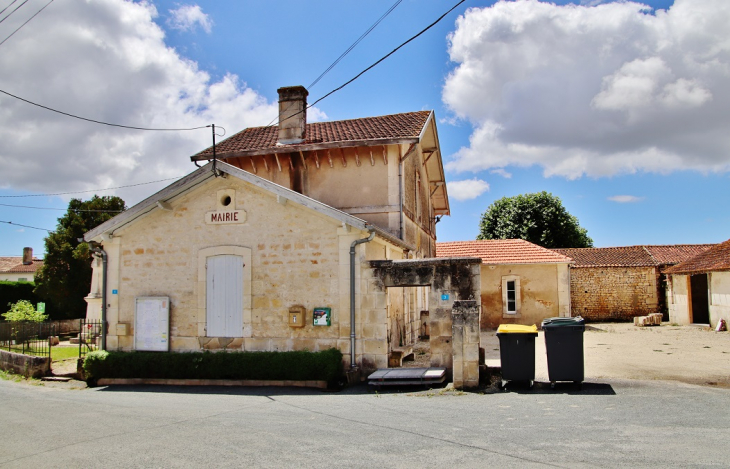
[436,239,573,329]
[554,245,713,321]
[664,238,730,328]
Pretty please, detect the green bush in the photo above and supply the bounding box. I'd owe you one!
[83,348,343,384]
[3,300,48,322]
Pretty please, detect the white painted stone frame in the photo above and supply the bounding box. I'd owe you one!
[197,245,253,338]
[502,275,521,318]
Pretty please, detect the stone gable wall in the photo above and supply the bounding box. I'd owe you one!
[101,177,359,358]
[569,266,659,321]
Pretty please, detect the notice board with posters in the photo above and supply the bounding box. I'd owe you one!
[134,296,170,351]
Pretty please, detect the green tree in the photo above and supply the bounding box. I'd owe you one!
[34,195,126,319]
[3,300,47,322]
[477,191,593,248]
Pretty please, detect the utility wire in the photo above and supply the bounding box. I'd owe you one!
[0,89,211,131]
[266,0,466,130]
[0,176,181,198]
[0,0,27,25]
[309,0,466,110]
[0,0,54,48]
[265,0,403,128]
[307,0,402,90]
[0,220,51,231]
[0,202,124,212]
[0,0,20,17]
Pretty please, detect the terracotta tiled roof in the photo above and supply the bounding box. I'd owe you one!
[0,257,43,274]
[193,111,432,158]
[664,239,730,274]
[554,244,715,268]
[644,244,715,265]
[436,240,573,265]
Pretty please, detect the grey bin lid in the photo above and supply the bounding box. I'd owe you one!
[541,316,585,328]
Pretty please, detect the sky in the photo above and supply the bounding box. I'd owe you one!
[0,0,728,258]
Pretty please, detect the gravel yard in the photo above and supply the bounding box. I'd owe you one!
[482,322,730,388]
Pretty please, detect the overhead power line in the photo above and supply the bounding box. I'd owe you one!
[0,0,55,48]
[0,202,124,212]
[0,176,182,198]
[0,220,51,231]
[307,0,403,90]
[0,0,20,17]
[0,89,211,131]
[309,0,466,110]
[267,0,466,130]
[0,0,28,25]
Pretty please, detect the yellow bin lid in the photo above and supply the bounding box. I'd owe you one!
[497,324,538,334]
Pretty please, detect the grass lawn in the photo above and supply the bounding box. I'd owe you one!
[52,346,80,362]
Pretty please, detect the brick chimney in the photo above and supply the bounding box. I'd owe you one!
[22,247,32,265]
[277,86,308,145]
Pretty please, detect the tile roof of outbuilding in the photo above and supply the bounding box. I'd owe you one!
[0,257,43,274]
[664,239,730,274]
[193,111,432,158]
[644,244,715,265]
[436,239,573,265]
[553,244,714,268]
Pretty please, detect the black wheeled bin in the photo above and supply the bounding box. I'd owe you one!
[541,316,585,387]
[496,324,538,388]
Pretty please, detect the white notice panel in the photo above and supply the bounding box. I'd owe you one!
[134,296,170,351]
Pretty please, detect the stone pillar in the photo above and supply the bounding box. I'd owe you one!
[452,300,480,389]
[429,290,453,371]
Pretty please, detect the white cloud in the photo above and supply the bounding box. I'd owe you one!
[443,0,730,179]
[0,0,324,204]
[490,168,512,179]
[167,5,213,33]
[447,178,490,201]
[608,195,644,203]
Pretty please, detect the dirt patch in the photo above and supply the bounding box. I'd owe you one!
[483,322,730,388]
[402,338,431,368]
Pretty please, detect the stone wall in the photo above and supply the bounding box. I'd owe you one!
[709,272,730,328]
[368,257,481,379]
[451,300,480,389]
[569,266,659,321]
[0,350,50,378]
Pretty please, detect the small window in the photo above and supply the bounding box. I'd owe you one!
[506,280,516,312]
[502,275,521,317]
[17,278,28,282]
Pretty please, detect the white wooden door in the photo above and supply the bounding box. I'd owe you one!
[206,254,244,337]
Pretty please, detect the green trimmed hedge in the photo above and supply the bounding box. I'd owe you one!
[83,348,343,384]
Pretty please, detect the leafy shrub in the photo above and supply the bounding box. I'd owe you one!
[83,348,343,384]
[3,300,48,322]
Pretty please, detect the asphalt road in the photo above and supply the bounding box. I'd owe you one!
[1,379,728,468]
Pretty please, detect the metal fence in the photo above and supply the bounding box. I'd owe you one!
[0,321,57,358]
[79,319,104,357]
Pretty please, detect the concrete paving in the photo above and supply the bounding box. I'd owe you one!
[1,377,729,468]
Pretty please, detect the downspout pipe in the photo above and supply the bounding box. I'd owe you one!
[89,243,108,351]
[350,228,375,369]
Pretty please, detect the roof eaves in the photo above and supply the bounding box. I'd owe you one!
[191,136,420,161]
